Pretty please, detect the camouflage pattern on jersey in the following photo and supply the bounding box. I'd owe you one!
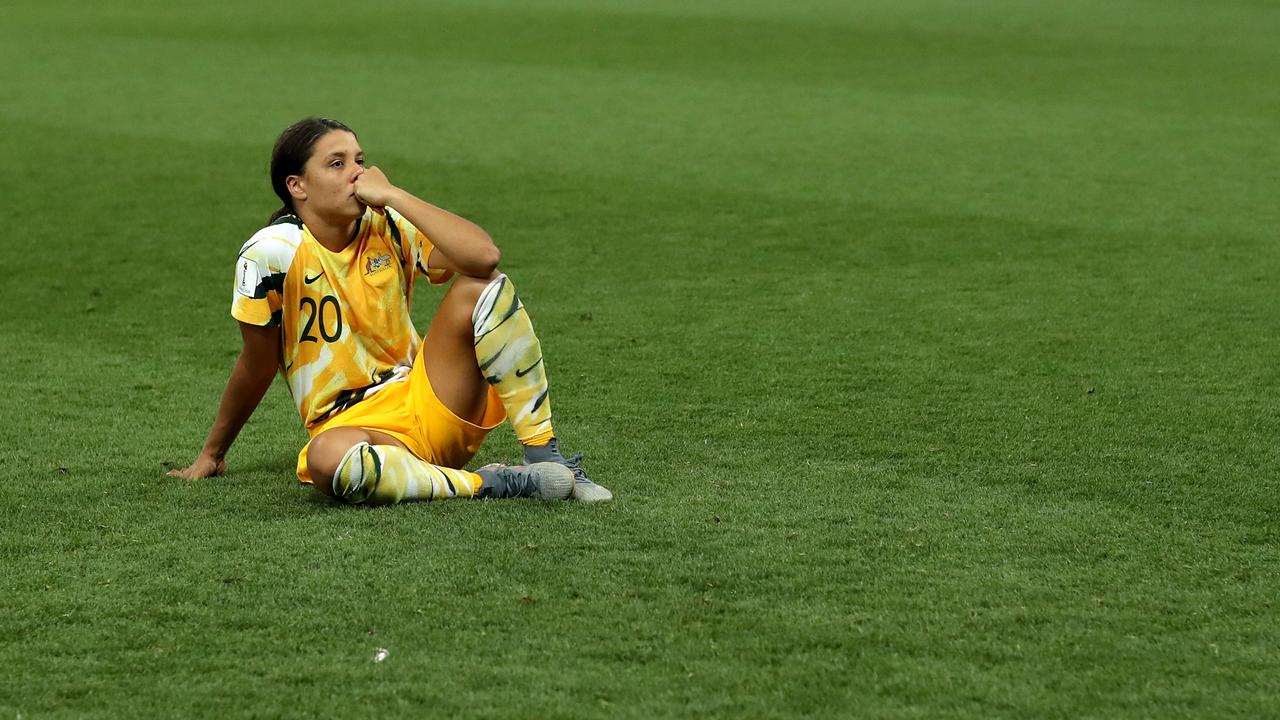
[231,208,452,430]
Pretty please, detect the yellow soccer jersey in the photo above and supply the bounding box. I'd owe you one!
[230,207,453,430]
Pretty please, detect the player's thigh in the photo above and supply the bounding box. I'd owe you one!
[421,274,494,426]
[305,426,409,495]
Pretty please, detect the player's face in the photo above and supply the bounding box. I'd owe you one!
[298,130,366,223]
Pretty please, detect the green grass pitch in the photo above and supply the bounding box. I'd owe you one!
[2,0,1279,717]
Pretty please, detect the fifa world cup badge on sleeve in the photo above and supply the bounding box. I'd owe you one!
[236,258,262,298]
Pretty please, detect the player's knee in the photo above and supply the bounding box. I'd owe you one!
[450,273,498,313]
[316,441,382,504]
[306,431,363,500]
[469,273,528,336]
[306,443,338,487]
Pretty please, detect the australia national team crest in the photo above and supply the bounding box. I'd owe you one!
[364,253,392,276]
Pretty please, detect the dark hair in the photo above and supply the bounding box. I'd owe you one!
[268,117,356,223]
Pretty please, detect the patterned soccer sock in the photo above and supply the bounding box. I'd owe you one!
[472,274,556,446]
[331,442,482,506]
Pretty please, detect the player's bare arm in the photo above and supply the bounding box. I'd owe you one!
[168,322,280,480]
[353,166,500,278]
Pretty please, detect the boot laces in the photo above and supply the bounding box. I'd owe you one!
[562,453,591,484]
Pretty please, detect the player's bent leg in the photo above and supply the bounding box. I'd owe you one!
[332,442,488,505]
[422,272,613,503]
[307,427,483,506]
[472,273,614,502]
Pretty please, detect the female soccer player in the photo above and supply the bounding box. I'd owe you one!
[169,117,612,505]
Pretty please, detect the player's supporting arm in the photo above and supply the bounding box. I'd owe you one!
[354,166,500,278]
[168,322,281,480]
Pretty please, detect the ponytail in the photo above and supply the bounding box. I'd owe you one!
[267,205,293,224]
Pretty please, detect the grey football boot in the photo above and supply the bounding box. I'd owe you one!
[475,462,574,500]
[523,438,613,503]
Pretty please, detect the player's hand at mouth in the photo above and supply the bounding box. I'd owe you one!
[353,166,401,210]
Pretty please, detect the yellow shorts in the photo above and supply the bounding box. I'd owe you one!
[295,346,505,485]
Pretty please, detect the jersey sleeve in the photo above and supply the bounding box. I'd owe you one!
[386,206,454,285]
[230,232,292,327]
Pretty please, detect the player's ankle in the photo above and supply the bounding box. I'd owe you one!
[522,437,563,464]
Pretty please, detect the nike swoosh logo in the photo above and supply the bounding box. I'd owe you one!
[515,357,544,378]
[304,272,325,284]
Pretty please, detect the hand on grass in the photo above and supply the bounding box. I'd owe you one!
[353,166,401,210]
[167,454,226,480]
